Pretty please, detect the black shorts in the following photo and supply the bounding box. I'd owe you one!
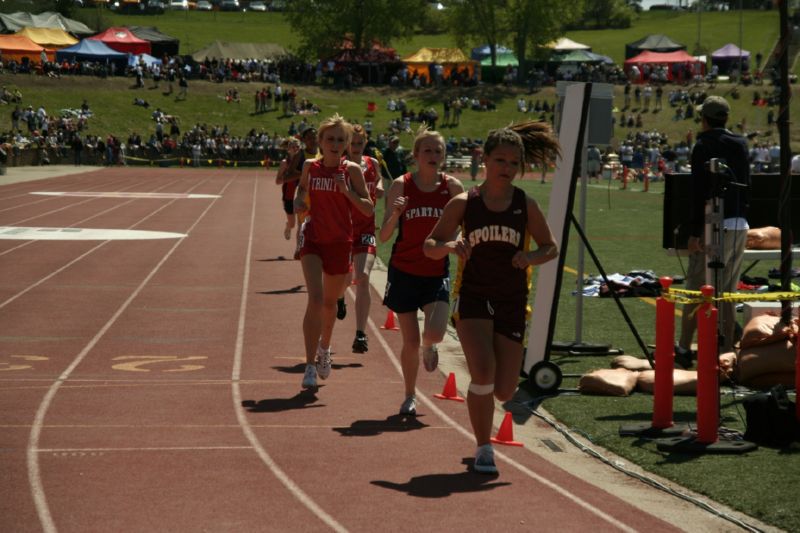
[283,199,294,215]
[452,292,529,344]
[383,265,449,314]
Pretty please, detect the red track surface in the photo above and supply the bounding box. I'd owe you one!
[1,168,693,532]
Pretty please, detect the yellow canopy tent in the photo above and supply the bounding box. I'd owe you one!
[0,34,54,63]
[15,27,78,49]
[402,47,476,82]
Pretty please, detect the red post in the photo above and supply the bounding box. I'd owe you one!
[621,166,628,190]
[217,158,223,169]
[643,164,650,192]
[696,285,719,444]
[652,277,675,429]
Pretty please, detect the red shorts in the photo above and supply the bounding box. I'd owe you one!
[299,240,352,275]
[352,232,377,256]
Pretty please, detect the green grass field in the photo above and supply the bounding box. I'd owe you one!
[7,7,800,530]
[374,178,800,533]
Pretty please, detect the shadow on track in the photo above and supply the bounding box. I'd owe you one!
[333,414,429,437]
[371,461,509,497]
[242,390,323,412]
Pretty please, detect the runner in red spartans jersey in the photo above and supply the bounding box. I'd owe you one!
[343,124,384,354]
[424,121,560,475]
[379,126,464,417]
[293,114,373,391]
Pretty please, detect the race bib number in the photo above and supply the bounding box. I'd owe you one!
[360,234,376,247]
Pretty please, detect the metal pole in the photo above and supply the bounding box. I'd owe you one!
[778,0,793,323]
[575,129,589,343]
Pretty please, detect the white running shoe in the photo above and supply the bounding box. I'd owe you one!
[316,345,332,380]
[301,364,317,389]
[422,344,438,372]
[399,395,417,416]
[473,444,498,475]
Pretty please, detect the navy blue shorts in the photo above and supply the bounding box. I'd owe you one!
[383,265,449,314]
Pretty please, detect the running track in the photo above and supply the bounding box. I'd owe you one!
[0,167,751,532]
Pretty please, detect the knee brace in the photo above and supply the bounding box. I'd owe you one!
[468,382,495,396]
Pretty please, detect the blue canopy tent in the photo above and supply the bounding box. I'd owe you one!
[56,39,128,71]
[128,53,162,68]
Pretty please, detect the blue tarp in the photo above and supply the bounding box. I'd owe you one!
[56,39,128,69]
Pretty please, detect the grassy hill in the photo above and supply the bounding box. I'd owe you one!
[87,8,780,64]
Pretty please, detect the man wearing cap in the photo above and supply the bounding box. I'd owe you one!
[381,136,407,183]
[679,95,751,357]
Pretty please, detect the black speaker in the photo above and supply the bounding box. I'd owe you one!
[663,173,800,250]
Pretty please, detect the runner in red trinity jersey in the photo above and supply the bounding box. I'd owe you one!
[293,114,373,391]
[343,124,383,354]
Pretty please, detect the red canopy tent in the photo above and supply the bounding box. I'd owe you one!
[88,27,151,56]
[624,50,704,84]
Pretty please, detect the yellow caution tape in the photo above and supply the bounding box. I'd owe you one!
[661,288,800,305]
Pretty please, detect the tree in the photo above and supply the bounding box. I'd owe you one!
[283,0,428,61]
[444,0,582,75]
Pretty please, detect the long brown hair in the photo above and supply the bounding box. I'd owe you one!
[483,120,561,172]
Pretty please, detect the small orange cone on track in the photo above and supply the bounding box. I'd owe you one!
[434,372,465,402]
[380,310,399,330]
[491,411,524,446]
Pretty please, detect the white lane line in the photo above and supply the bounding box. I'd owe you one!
[0,177,134,213]
[0,179,185,257]
[231,177,348,533]
[31,192,221,199]
[0,227,186,241]
[38,446,253,453]
[0,179,208,309]
[26,179,234,533]
[366,313,639,533]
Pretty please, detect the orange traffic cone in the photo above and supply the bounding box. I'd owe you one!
[434,372,465,402]
[380,310,399,330]
[490,411,523,446]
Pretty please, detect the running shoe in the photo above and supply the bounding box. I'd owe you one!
[283,225,291,240]
[399,395,417,416]
[316,344,332,380]
[473,444,498,475]
[336,297,347,320]
[422,344,438,372]
[301,364,317,389]
[352,331,368,353]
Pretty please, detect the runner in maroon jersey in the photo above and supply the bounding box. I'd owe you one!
[293,115,374,390]
[424,121,560,474]
[379,126,464,417]
[344,124,384,354]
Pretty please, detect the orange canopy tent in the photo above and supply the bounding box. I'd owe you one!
[89,27,151,56]
[402,47,476,82]
[0,34,54,63]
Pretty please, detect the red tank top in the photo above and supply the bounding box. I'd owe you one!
[351,157,378,236]
[390,172,451,277]
[304,160,353,244]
